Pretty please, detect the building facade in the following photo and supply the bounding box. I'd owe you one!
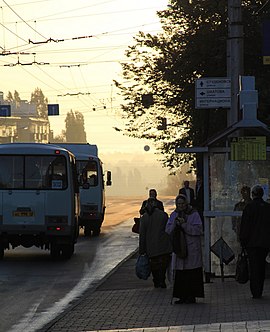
[0,92,51,143]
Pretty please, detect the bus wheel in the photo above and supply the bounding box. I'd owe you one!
[50,243,61,259]
[62,244,74,259]
[84,225,92,237]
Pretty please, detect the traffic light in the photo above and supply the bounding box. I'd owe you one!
[142,94,154,108]
[157,117,167,130]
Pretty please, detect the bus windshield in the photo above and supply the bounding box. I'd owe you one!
[77,160,98,187]
[0,155,67,190]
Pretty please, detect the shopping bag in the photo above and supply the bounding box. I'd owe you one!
[135,254,151,280]
[132,217,140,234]
[171,225,187,259]
[235,248,249,284]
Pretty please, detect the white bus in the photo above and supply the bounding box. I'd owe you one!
[52,143,111,236]
[0,143,80,259]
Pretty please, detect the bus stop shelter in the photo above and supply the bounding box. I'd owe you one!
[176,103,270,282]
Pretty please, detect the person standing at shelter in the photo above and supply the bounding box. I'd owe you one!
[194,176,204,225]
[179,180,195,206]
[140,188,164,215]
[232,185,252,243]
[139,198,172,288]
[240,185,270,299]
[166,194,204,304]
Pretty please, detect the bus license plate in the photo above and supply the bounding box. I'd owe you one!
[13,211,34,217]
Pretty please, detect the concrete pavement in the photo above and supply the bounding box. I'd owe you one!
[40,250,270,332]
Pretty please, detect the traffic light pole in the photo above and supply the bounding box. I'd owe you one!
[227,0,243,126]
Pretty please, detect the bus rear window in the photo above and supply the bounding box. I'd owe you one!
[0,155,67,190]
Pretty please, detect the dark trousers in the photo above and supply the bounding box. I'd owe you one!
[246,247,269,298]
[150,254,170,287]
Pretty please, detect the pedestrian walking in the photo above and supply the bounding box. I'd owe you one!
[179,180,195,205]
[139,188,164,215]
[240,184,270,299]
[166,194,204,304]
[139,198,172,288]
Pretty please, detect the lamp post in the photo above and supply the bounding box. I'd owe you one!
[227,0,243,126]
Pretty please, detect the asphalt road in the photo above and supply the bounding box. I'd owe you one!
[0,196,174,332]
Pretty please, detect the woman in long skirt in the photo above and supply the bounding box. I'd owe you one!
[166,194,204,304]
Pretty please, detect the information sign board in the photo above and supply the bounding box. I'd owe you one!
[48,104,59,116]
[195,78,231,109]
[0,105,11,116]
[230,136,266,161]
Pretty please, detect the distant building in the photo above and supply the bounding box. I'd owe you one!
[0,91,51,143]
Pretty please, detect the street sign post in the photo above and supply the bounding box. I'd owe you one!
[195,78,231,109]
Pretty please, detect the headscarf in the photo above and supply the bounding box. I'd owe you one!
[175,194,195,215]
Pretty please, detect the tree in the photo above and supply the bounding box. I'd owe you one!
[115,0,270,172]
[5,91,14,103]
[5,90,21,107]
[65,110,87,143]
[51,130,66,143]
[30,88,48,118]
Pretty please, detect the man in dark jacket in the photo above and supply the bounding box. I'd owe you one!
[240,185,270,299]
[139,198,172,288]
[179,180,195,206]
[139,188,164,215]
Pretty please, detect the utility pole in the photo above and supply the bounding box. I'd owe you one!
[227,0,243,126]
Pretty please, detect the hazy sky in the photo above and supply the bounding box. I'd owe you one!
[0,0,168,154]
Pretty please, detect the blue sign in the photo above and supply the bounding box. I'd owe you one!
[48,104,59,116]
[0,105,11,116]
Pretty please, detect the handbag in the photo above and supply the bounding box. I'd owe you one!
[171,224,187,259]
[235,248,249,284]
[132,217,140,234]
[135,254,151,280]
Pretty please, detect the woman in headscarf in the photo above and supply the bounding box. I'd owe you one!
[166,194,204,304]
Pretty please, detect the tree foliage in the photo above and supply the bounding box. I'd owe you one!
[5,90,21,107]
[65,110,87,143]
[50,130,66,143]
[115,0,270,172]
[30,88,48,118]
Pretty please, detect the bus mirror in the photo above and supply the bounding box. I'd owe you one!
[106,171,112,186]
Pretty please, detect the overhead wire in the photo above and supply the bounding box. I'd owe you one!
[2,0,47,40]
[8,6,167,24]
[26,0,118,21]
[1,20,162,54]
[0,0,165,122]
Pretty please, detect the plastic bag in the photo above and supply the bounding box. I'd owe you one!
[235,248,249,284]
[135,254,151,280]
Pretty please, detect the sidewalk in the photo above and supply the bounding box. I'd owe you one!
[41,251,270,332]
